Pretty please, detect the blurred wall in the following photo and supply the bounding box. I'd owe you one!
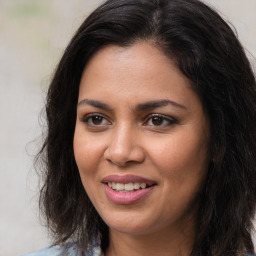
[0,0,255,255]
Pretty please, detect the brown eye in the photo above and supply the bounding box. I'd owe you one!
[151,116,164,126]
[82,114,111,127]
[91,115,104,125]
[144,114,176,127]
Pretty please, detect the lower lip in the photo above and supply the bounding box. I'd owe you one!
[103,184,155,205]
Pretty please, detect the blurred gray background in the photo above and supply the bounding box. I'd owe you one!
[0,1,255,255]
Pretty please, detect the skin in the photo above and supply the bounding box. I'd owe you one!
[74,42,210,256]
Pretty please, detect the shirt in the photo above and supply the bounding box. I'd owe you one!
[20,245,102,256]
[20,246,256,256]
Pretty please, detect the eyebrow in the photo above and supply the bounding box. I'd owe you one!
[136,99,187,111]
[77,99,112,110]
[77,99,186,111]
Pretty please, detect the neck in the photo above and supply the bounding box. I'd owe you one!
[105,221,195,256]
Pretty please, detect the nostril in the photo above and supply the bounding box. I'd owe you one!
[103,133,145,166]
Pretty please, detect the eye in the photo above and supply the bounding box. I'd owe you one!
[144,114,176,127]
[82,113,111,127]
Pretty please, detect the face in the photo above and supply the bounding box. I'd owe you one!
[74,42,210,237]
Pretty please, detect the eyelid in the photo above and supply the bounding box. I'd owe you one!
[80,112,176,128]
[82,113,112,126]
[143,113,177,126]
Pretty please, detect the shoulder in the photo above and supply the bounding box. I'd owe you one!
[19,245,102,256]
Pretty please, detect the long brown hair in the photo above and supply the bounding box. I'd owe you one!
[37,0,256,255]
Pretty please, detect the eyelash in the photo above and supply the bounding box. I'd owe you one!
[82,113,111,127]
[143,114,176,127]
[81,113,176,128]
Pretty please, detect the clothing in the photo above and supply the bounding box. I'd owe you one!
[20,245,102,256]
[20,246,256,256]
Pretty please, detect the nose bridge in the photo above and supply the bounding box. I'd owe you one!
[113,122,133,150]
[104,122,144,166]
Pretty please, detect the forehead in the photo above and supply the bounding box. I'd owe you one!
[79,42,194,103]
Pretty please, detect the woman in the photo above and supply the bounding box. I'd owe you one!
[22,0,256,255]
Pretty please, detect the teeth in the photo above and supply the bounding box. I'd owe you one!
[124,183,134,191]
[115,183,124,190]
[107,182,148,191]
[134,183,140,189]
[141,183,146,189]
[112,182,116,189]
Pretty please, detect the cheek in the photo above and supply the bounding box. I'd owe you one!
[149,133,209,218]
[73,128,104,203]
[73,127,104,178]
[148,130,209,182]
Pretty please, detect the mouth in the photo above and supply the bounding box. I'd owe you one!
[102,175,156,204]
[102,174,156,192]
[106,181,153,192]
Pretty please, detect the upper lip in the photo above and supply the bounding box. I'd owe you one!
[102,175,156,186]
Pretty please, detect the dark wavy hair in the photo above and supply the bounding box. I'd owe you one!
[37,0,256,255]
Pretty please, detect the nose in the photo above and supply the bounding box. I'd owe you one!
[104,124,145,167]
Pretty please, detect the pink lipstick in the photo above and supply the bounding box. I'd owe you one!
[102,175,156,205]
[102,175,155,185]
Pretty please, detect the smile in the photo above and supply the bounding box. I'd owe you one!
[107,182,147,192]
[102,175,156,204]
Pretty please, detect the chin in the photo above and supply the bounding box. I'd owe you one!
[100,209,166,236]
